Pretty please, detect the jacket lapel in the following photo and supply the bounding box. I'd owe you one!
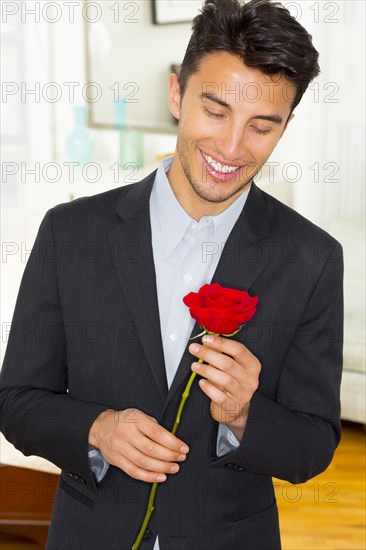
[108,171,271,410]
[108,171,169,402]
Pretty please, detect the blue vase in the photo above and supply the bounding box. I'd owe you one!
[115,99,127,126]
[66,106,95,164]
[119,128,144,169]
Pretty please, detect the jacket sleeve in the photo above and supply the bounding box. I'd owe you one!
[210,241,344,484]
[0,209,109,492]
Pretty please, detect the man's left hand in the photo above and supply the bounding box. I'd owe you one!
[189,334,261,442]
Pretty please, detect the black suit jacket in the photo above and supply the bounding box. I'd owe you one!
[0,172,344,550]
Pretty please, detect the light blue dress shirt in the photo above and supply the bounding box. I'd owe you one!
[88,155,251,549]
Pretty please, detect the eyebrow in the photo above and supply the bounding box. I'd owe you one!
[198,92,283,125]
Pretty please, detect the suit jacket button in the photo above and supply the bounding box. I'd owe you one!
[224,463,236,469]
[76,476,87,484]
[142,529,152,540]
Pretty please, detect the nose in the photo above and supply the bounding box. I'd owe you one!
[215,123,246,164]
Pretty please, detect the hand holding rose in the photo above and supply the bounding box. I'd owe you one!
[189,334,261,441]
[183,282,260,442]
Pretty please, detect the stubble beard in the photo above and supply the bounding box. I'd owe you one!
[177,136,258,204]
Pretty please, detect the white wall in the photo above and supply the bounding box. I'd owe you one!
[1,1,365,281]
[3,1,364,220]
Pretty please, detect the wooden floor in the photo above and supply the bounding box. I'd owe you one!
[1,420,365,550]
[274,420,366,549]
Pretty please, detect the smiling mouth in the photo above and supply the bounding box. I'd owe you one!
[200,150,242,174]
[199,149,247,182]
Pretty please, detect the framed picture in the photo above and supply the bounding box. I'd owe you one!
[152,0,204,25]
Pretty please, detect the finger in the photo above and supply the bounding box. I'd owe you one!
[191,361,237,396]
[117,453,169,484]
[202,334,257,367]
[121,441,182,475]
[143,418,190,454]
[198,379,234,410]
[107,412,188,459]
[128,435,187,463]
[139,416,187,460]
[198,380,241,421]
[189,342,235,374]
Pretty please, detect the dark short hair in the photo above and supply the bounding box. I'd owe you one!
[179,0,320,113]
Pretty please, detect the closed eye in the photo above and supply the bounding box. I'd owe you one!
[252,127,271,135]
[203,107,224,119]
[204,106,272,134]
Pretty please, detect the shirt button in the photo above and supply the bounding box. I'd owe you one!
[169,330,179,341]
[183,272,192,284]
[190,222,196,230]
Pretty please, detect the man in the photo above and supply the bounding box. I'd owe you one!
[0,1,343,549]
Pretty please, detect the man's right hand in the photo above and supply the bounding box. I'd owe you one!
[88,408,189,483]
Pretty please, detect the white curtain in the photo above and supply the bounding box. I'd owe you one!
[288,0,365,226]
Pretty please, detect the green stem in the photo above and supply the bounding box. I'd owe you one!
[131,482,158,550]
[171,363,201,435]
[131,358,204,549]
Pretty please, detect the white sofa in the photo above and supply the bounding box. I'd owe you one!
[325,217,365,423]
[257,181,365,425]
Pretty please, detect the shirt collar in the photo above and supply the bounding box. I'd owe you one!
[151,154,251,258]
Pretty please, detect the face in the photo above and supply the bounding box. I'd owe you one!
[167,51,296,220]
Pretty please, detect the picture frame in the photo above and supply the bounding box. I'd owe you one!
[152,0,203,25]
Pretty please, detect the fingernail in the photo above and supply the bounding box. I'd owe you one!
[180,445,189,453]
[178,454,186,461]
[170,464,179,473]
[156,474,167,482]
[203,334,214,343]
[190,344,199,352]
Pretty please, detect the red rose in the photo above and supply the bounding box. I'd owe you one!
[182,282,258,335]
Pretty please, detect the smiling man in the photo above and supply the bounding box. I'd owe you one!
[0,1,343,549]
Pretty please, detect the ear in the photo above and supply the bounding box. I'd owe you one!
[168,73,181,121]
[280,113,295,138]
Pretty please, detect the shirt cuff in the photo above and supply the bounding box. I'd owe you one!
[88,447,110,483]
[216,423,240,457]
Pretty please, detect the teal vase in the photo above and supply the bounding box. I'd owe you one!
[66,106,95,164]
[119,128,144,169]
[115,99,127,126]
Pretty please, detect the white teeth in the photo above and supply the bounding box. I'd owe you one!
[202,152,239,173]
